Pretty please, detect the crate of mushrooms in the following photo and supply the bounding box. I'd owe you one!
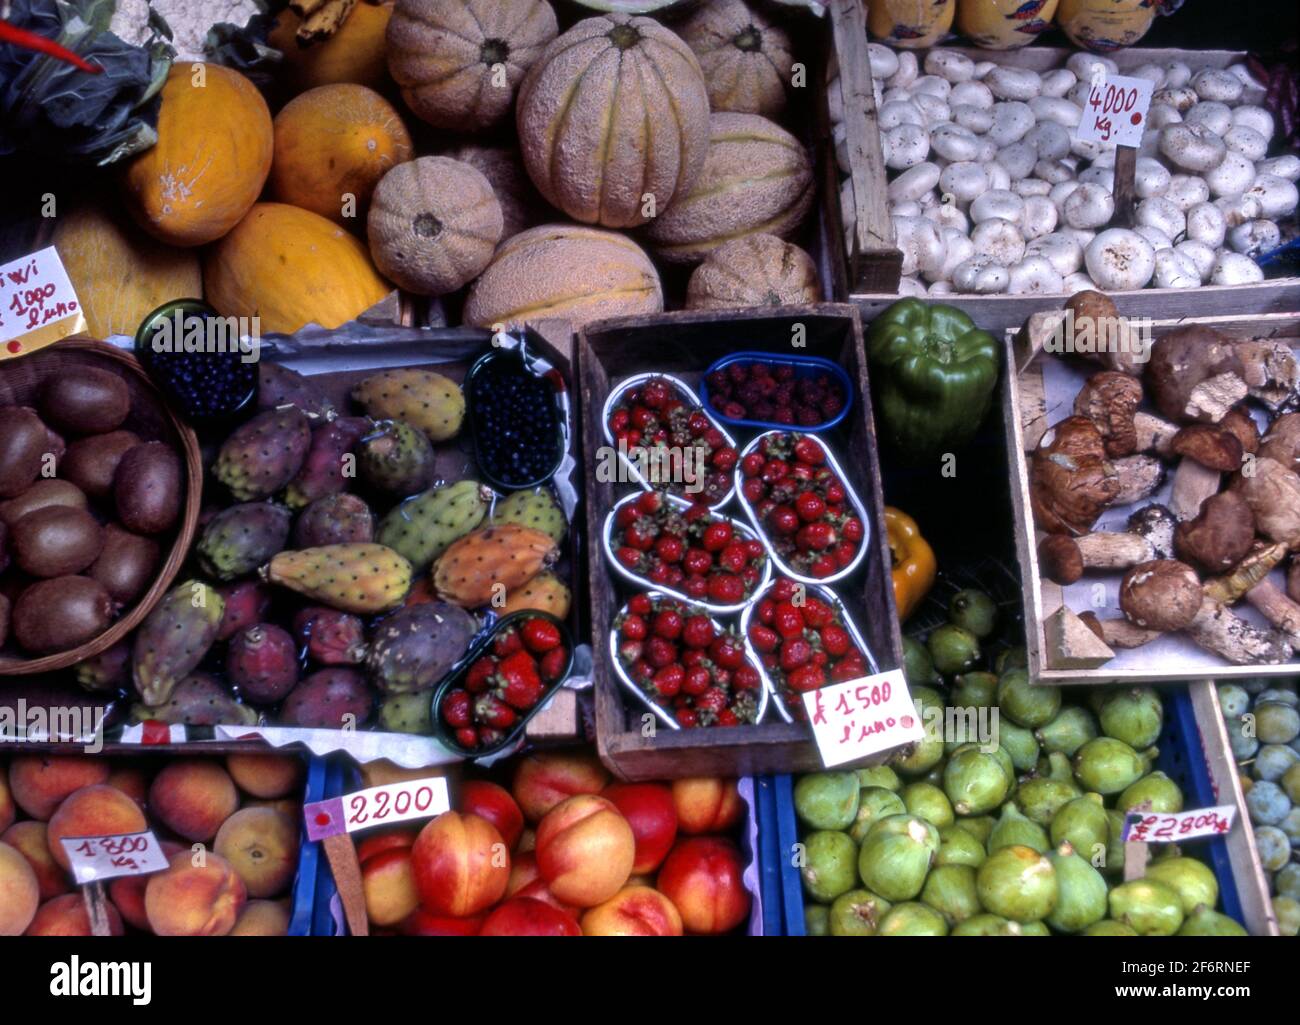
[1005,291,1300,684]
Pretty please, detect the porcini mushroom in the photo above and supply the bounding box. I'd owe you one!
[1145,327,1248,424]
[1029,416,1119,535]
[1235,341,1300,410]
[1186,598,1293,665]
[1246,582,1300,648]
[1038,531,1157,585]
[1128,505,1178,560]
[1257,413,1300,472]
[1167,422,1244,521]
[1073,372,1143,456]
[1234,457,1300,546]
[1111,455,1167,505]
[1219,407,1262,455]
[1173,491,1257,572]
[1063,291,1146,375]
[1120,560,1205,631]
[1079,611,1164,650]
[1288,558,1299,604]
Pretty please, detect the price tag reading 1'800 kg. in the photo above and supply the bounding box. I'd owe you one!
[304,777,451,841]
[1077,72,1154,148]
[1122,804,1238,844]
[803,668,925,769]
[58,831,170,885]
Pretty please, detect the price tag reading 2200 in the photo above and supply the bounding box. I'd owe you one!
[304,777,451,841]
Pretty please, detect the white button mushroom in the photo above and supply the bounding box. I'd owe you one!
[1228,219,1282,258]
[984,161,1011,191]
[897,275,929,297]
[952,104,994,133]
[885,123,930,169]
[1135,225,1174,252]
[1136,197,1186,241]
[1206,151,1257,198]
[950,80,994,109]
[1153,87,1199,113]
[988,102,1035,147]
[867,43,899,81]
[971,218,1026,265]
[1064,183,1115,230]
[1062,272,1095,292]
[932,228,975,282]
[928,280,954,296]
[1085,229,1157,291]
[1175,239,1217,280]
[996,142,1037,179]
[1021,195,1059,241]
[938,161,990,204]
[879,99,925,130]
[1147,102,1184,132]
[1132,63,1167,88]
[1231,104,1275,140]
[973,61,998,80]
[1070,136,1108,162]
[1036,159,1076,186]
[1226,64,1268,105]
[1007,255,1065,295]
[1055,225,1097,253]
[1162,61,1192,89]
[887,50,918,90]
[1040,68,1077,98]
[1134,158,1172,199]
[1191,68,1244,104]
[1159,123,1228,173]
[1153,248,1202,288]
[971,189,1024,225]
[1050,179,1082,212]
[890,200,923,217]
[1078,166,1116,192]
[1165,174,1211,211]
[1027,232,1084,277]
[925,49,975,84]
[1215,192,1264,227]
[1025,122,1071,162]
[1210,251,1264,284]
[1186,201,1228,246]
[1256,155,1300,182]
[976,137,999,163]
[952,256,1010,294]
[913,93,952,126]
[1184,100,1232,137]
[912,75,953,100]
[1244,174,1300,219]
[888,162,942,203]
[1067,53,1116,81]
[929,123,981,162]
[986,66,1041,101]
[1224,125,1269,162]
[1014,178,1053,198]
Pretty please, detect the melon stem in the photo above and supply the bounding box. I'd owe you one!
[733,26,762,52]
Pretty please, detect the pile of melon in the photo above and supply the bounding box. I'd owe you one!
[58,0,826,337]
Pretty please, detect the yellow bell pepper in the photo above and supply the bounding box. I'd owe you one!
[885,507,936,622]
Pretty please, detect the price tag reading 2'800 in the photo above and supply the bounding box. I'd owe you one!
[304,777,451,841]
[1077,72,1154,148]
[1122,805,1237,844]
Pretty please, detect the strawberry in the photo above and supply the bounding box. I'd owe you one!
[676,708,699,728]
[684,576,709,599]
[780,638,813,671]
[683,548,713,575]
[741,477,765,503]
[701,521,734,552]
[711,447,737,471]
[521,618,562,653]
[834,541,858,568]
[645,636,677,668]
[654,664,684,697]
[493,628,523,658]
[719,543,749,573]
[748,624,780,652]
[654,535,684,563]
[821,625,852,657]
[616,546,643,570]
[683,666,711,695]
[707,574,745,604]
[793,436,825,466]
[652,608,683,640]
[628,594,652,616]
[455,726,480,749]
[615,503,640,529]
[734,664,761,690]
[801,598,835,629]
[649,563,673,585]
[539,646,567,682]
[772,578,801,601]
[787,665,826,692]
[618,639,644,664]
[465,656,496,694]
[620,614,647,640]
[774,602,805,638]
[797,522,836,551]
[824,479,846,504]
[841,516,864,543]
[473,694,517,730]
[496,651,544,710]
[709,635,746,670]
[717,709,740,727]
[635,490,663,515]
[810,555,839,578]
[624,522,656,550]
[640,379,670,409]
[441,689,471,728]
[741,452,765,477]
[682,615,716,649]
[695,687,727,715]
[795,491,826,522]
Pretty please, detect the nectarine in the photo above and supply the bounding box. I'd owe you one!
[656,838,750,935]
[361,846,420,927]
[0,771,13,833]
[671,778,744,835]
[535,795,634,908]
[27,893,123,936]
[411,811,509,917]
[480,897,581,936]
[149,760,240,842]
[226,753,304,799]
[604,782,678,874]
[581,885,684,936]
[144,850,247,936]
[230,899,291,936]
[459,779,524,849]
[105,765,149,807]
[511,751,608,823]
[214,807,299,898]
[2,821,70,901]
[0,841,40,936]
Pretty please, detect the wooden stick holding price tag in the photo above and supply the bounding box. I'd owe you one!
[1079,65,1155,228]
[59,830,171,935]
[81,882,114,938]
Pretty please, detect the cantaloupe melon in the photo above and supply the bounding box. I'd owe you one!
[643,112,813,264]
[685,234,821,311]
[463,224,662,329]
[679,0,794,118]
[516,14,711,228]
[446,144,548,242]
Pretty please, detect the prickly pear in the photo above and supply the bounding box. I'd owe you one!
[493,488,566,544]
[132,580,226,706]
[131,672,258,726]
[292,606,367,665]
[74,639,132,693]
[500,571,571,618]
[281,668,373,728]
[196,502,293,580]
[226,624,300,704]
[433,524,558,608]
[352,369,464,442]
[283,416,369,509]
[216,579,273,641]
[264,543,412,613]
[213,407,312,501]
[293,492,375,549]
[258,363,334,420]
[377,480,491,573]
[357,420,436,496]
[378,693,434,734]
[367,601,477,694]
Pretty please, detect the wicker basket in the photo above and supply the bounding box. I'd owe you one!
[0,339,202,675]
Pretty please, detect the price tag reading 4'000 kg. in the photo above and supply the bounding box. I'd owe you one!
[1077,72,1154,148]
[803,669,925,768]
[58,831,170,885]
[1122,805,1237,844]
[304,777,451,841]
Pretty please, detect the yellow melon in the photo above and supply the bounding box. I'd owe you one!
[271,1,394,92]
[868,0,956,48]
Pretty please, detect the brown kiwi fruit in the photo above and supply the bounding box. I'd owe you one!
[0,478,88,527]
[114,442,182,534]
[0,519,8,575]
[11,506,105,578]
[89,524,160,606]
[60,430,141,499]
[0,407,49,497]
[11,575,115,653]
[39,365,130,435]
[0,592,9,647]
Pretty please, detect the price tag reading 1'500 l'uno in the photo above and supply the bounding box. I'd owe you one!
[58,831,170,885]
[1122,805,1238,844]
[803,669,925,768]
[304,777,451,841]
[1077,72,1154,148]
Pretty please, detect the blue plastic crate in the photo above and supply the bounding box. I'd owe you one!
[287,755,328,937]
[766,686,1246,935]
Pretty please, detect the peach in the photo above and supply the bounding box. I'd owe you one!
[105,765,149,807]
[230,899,290,936]
[360,846,419,926]
[506,850,541,896]
[0,771,14,833]
[671,777,744,835]
[513,877,578,918]
[411,811,509,917]
[226,753,304,799]
[148,759,239,842]
[656,837,750,935]
[535,794,634,908]
[214,807,299,898]
[603,782,678,874]
[108,840,186,932]
[2,821,70,901]
[27,893,123,936]
[459,779,524,849]
[47,784,148,871]
[355,826,417,864]
[400,909,483,936]
[511,751,608,823]
[8,755,109,820]
[144,851,247,936]
[581,885,684,936]
[480,897,581,936]
[0,840,40,935]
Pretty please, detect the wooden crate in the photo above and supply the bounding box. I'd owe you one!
[578,304,904,780]
[1004,308,1300,684]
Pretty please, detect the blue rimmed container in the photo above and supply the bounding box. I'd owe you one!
[698,352,854,434]
[288,754,330,937]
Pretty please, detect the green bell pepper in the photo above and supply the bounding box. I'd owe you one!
[865,299,1001,464]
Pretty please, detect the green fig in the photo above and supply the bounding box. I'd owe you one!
[1103,810,1126,874]
[921,864,980,925]
[952,912,1022,936]
[951,671,999,708]
[988,802,1050,854]
[944,746,1011,816]
[1117,771,1184,814]
[876,902,949,936]
[891,686,945,776]
[1018,920,1051,936]
[794,772,861,830]
[1108,879,1185,935]
[1177,906,1248,936]
[1043,750,1075,782]
[1099,688,1163,749]
[1275,896,1300,936]
[849,786,908,843]
[927,624,980,676]
[937,824,987,868]
[804,903,830,936]
[1045,842,1108,933]
[801,830,859,903]
[949,589,998,639]
[1035,706,1098,756]
[829,889,891,936]
[902,636,941,689]
[977,844,1058,923]
[1074,737,1146,795]
[998,719,1041,773]
[1143,856,1219,914]
[995,646,1028,675]
[858,815,939,901]
[1015,777,1082,826]
[997,669,1060,728]
[954,815,995,846]
[901,782,954,828]
[1050,794,1109,858]
[1083,919,1138,936]
[856,765,901,791]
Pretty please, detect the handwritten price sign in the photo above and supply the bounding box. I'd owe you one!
[58,830,170,885]
[1122,805,1237,844]
[804,669,925,768]
[304,777,451,841]
[1077,72,1154,148]
[0,247,85,357]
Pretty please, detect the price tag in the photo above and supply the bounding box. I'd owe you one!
[58,830,170,885]
[803,669,925,768]
[304,777,451,841]
[1122,805,1237,843]
[0,247,85,357]
[1076,72,1154,148]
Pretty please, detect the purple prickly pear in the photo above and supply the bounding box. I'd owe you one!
[292,493,375,548]
[367,601,477,694]
[284,416,369,509]
[213,407,312,501]
[281,668,373,728]
[216,580,273,641]
[132,580,226,706]
[258,363,334,420]
[131,672,257,726]
[226,623,300,704]
[196,502,293,581]
[292,606,367,665]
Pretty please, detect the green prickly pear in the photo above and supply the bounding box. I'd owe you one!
[493,487,566,544]
[196,502,293,580]
[357,420,436,496]
[132,580,226,706]
[213,407,313,501]
[377,480,491,573]
[264,543,412,613]
[378,693,434,734]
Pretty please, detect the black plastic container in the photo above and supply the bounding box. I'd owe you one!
[465,345,565,492]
